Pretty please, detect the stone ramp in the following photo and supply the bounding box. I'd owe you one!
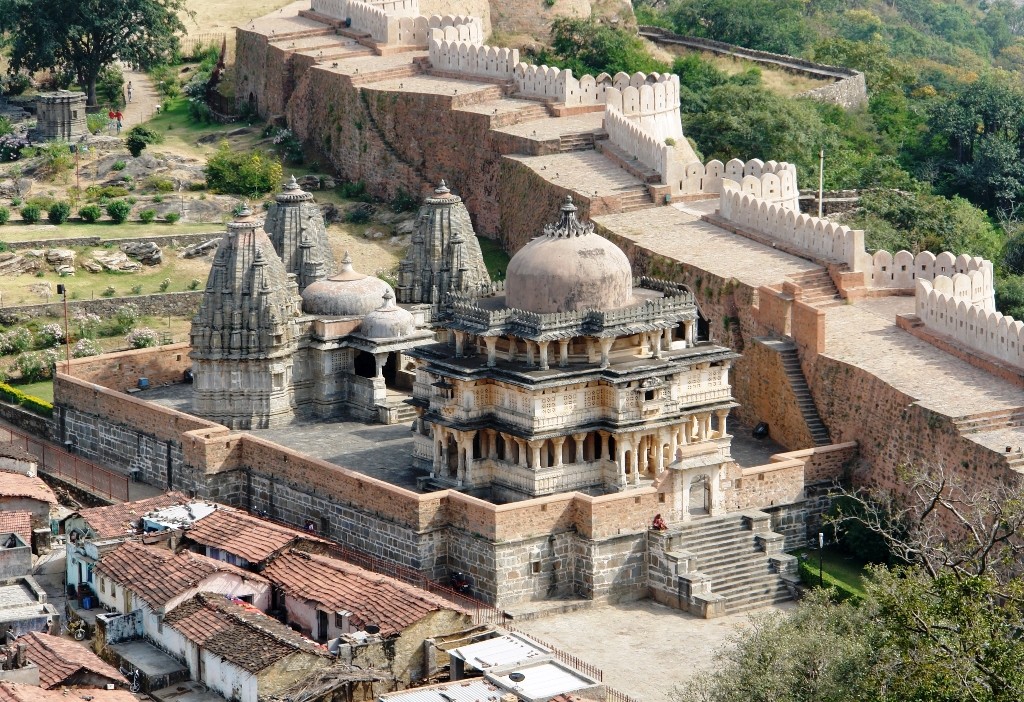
[506,151,655,205]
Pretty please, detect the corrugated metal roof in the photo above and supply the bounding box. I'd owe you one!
[449,634,549,670]
[379,679,504,702]
[491,662,594,699]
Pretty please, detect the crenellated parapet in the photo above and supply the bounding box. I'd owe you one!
[428,35,519,80]
[916,274,1017,366]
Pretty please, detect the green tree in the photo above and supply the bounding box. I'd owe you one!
[666,0,813,56]
[0,0,190,106]
[204,142,283,196]
[124,125,163,158]
[542,17,667,76]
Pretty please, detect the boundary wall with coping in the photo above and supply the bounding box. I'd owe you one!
[318,0,480,48]
[428,35,519,81]
[915,275,1023,369]
[717,182,997,305]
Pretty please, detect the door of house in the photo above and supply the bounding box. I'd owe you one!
[317,609,329,642]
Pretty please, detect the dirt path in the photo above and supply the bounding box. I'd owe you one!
[120,66,163,129]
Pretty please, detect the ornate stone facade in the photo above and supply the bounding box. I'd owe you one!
[33,91,87,142]
[190,206,304,429]
[410,198,739,506]
[264,176,335,293]
[397,181,489,309]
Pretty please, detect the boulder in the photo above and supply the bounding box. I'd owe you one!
[395,217,417,235]
[0,252,40,276]
[321,176,336,190]
[44,249,75,271]
[80,260,103,273]
[91,251,142,273]
[297,175,321,191]
[181,238,220,259]
[121,241,162,265]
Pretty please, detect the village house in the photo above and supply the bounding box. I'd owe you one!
[263,549,473,684]
[0,515,31,554]
[93,541,270,633]
[181,509,328,570]
[0,469,56,536]
[64,493,215,596]
[0,577,57,639]
[157,593,331,702]
[0,682,137,702]
[0,445,38,478]
[15,632,127,690]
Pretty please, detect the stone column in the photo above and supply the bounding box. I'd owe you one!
[529,440,543,470]
[669,426,678,465]
[526,341,536,367]
[572,433,586,463]
[487,429,498,459]
[454,331,465,357]
[456,433,466,484]
[508,337,518,362]
[552,436,565,468]
[558,340,570,367]
[538,340,550,371]
[586,338,596,363]
[615,438,627,486]
[463,430,476,484]
[663,327,673,350]
[484,337,498,367]
[599,338,614,368]
[597,430,610,462]
[637,435,648,474]
[373,352,388,378]
[651,330,663,359]
[515,438,527,467]
[629,435,640,484]
[654,430,665,473]
[432,431,442,477]
[715,409,730,438]
[684,321,695,346]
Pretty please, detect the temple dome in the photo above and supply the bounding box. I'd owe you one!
[361,290,416,339]
[505,197,633,314]
[301,252,394,317]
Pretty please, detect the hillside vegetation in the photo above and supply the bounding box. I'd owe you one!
[539,2,1024,315]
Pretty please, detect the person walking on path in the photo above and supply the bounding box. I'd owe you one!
[127,81,133,103]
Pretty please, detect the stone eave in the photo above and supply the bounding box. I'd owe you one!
[419,400,739,441]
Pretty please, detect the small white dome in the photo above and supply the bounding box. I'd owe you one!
[361,290,416,339]
[301,252,394,317]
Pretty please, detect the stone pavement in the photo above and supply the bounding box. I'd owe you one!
[514,598,795,702]
[508,151,651,200]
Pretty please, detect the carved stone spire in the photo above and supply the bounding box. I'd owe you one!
[264,176,335,292]
[543,196,594,239]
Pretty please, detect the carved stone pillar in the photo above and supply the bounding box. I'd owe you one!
[538,340,550,371]
[526,341,536,367]
[528,440,544,470]
[599,338,614,368]
[654,430,665,473]
[373,352,388,378]
[651,330,663,359]
[684,320,695,346]
[629,435,640,484]
[552,436,565,468]
[456,433,466,484]
[663,327,673,350]
[484,337,498,367]
[716,409,730,438]
[558,340,570,367]
[598,430,610,462]
[572,433,586,463]
[515,438,527,467]
[454,331,465,358]
[463,430,476,484]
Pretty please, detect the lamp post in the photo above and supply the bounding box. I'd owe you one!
[818,531,824,587]
[817,149,824,218]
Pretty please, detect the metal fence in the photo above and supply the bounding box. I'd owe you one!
[0,424,129,502]
[505,625,604,682]
[179,33,229,60]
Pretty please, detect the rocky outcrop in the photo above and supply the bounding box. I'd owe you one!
[121,241,162,265]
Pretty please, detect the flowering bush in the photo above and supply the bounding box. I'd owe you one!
[0,327,33,355]
[71,338,102,358]
[37,322,65,347]
[73,311,102,339]
[0,134,29,162]
[114,303,140,333]
[271,128,303,164]
[126,327,158,348]
[13,349,60,381]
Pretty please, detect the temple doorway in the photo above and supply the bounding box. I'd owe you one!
[689,475,710,516]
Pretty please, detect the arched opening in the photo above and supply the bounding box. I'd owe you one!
[623,449,633,474]
[496,433,506,461]
[472,432,481,460]
[354,351,376,378]
[689,475,710,516]
[446,435,459,478]
[583,433,595,462]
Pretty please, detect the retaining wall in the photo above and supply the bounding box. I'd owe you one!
[0,292,203,322]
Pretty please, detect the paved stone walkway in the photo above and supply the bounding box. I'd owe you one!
[120,66,162,129]
[514,599,795,702]
[509,151,650,199]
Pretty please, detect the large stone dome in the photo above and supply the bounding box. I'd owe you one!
[301,252,394,317]
[505,197,633,314]
[361,290,416,339]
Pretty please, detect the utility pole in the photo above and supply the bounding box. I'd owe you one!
[818,148,824,218]
[57,284,71,375]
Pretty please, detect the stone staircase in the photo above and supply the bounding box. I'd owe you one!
[655,512,794,615]
[618,185,655,212]
[559,132,597,152]
[351,63,420,86]
[787,269,842,308]
[953,407,1024,435]
[775,342,831,446]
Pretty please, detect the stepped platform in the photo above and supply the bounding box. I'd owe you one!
[507,151,655,204]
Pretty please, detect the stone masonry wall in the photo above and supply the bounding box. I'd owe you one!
[1,292,202,323]
[68,343,193,390]
[734,338,816,449]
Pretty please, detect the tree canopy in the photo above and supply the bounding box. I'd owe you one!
[0,0,190,105]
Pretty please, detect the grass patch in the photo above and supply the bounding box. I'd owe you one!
[478,237,511,281]
[794,546,869,599]
[13,379,53,403]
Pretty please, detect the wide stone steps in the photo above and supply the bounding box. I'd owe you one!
[667,514,792,613]
[618,186,655,212]
[352,64,420,86]
[953,407,1024,434]
[559,132,597,152]
[451,85,506,107]
[787,270,843,308]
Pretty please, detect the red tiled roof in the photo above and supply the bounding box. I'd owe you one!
[185,510,324,564]
[17,632,127,689]
[0,511,32,546]
[0,683,137,702]
[0,471,56,505]
[164,593,328,673]
[263,550,469,636]
[95,541,267,609]
[74,492,193,538]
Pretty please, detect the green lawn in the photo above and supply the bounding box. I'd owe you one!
[14,379,54,403]
[0,221,219,242]
[479,237,511,281]
[796,546,869,598]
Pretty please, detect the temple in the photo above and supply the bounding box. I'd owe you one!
[410,197,738,507]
